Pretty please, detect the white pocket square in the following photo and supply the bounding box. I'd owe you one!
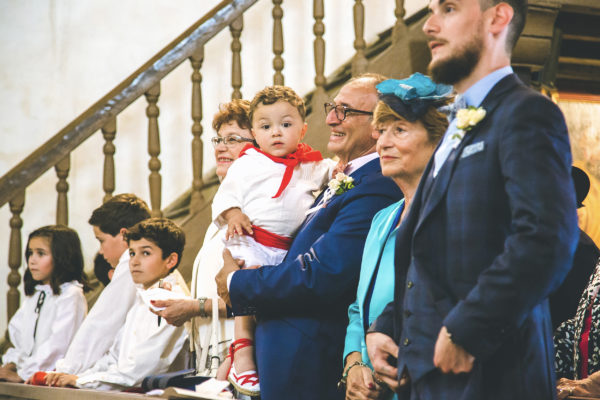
[461,141,485,159]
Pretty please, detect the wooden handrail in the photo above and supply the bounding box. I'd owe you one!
[0,0,258,208]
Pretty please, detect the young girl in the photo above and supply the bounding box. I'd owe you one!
[0,225,88,383]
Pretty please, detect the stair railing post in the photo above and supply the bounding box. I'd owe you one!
[101,117,117,204]
[145,83,163,218]
[55,154,70,226]
[7,191,25,322]
[230,16,244,100]
[352,0,368,76]
[190,46,205,214]
[393,0,407,45]
[272,0,285,85]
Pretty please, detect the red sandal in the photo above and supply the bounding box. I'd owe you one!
[226,338,260,397]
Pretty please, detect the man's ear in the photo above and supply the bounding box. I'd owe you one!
[487,2,514,36]
[118,227,128,241]
[165,252,179,271]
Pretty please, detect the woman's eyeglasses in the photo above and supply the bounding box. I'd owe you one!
[210,135,255,148]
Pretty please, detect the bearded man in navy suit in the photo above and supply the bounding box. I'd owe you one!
[216,74,402,400]
[367,0,578,399]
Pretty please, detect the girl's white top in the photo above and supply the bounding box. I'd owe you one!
[3,280,87,380]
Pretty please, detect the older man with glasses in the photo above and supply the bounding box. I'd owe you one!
[216,74,403,400]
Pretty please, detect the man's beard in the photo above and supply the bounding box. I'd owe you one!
[427,31,484,85]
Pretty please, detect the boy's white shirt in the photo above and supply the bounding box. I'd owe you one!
[3,281,87,380]
[212,148,334,236]
[55,249,136,374]
[75,273,188,390]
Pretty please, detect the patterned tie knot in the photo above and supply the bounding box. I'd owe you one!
[332,161,348,177]
[439,95,467,122]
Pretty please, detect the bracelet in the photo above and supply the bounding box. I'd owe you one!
[198,297,208,318]
[337,361,370,389]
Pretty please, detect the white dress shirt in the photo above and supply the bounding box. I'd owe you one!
[75,274,187,390]
[3,281,87,380]
[55,250,137,374]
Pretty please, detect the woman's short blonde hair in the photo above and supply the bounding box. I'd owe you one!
[373,100,449,145]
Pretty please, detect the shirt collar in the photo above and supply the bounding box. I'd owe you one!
[345,152,379,176]
[462,66,513,108]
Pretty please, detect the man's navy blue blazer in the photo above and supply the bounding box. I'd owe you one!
[372,74,579,400]
[229,158,402,400]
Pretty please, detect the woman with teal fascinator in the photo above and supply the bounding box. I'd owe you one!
[341,73,451,400]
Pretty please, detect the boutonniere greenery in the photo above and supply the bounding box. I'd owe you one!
[328,172,355,195]
[451,106,486,141]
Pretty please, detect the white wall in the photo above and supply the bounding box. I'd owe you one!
[0,0,427,333]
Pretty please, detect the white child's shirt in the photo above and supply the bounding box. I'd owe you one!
[55,249,137,374]
[75,274,188,390]
[212,148,333,266]
[3,281,87,380]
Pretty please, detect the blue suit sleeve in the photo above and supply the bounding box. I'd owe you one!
[443,94,579,359]
[229,179,399,316]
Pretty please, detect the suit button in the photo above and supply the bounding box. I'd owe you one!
[404,310,412,317]
[407,281,414,289]
[403,338,410,346]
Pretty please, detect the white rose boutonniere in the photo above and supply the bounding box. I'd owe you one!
[329,172,355,195]
[451,106,486,141]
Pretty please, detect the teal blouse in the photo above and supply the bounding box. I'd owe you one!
[344,199,404,367]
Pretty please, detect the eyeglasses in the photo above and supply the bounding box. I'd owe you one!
[210,135,255,148]
[324,102,373,121]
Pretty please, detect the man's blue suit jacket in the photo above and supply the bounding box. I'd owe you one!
[372,74,579,400]
[230,158,402,400]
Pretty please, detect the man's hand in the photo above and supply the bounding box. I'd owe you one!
[366,332,400,392]
[344,352,386,400]
[433,326,475,374]
[222,208,253,240]
[150,298,200,326]
[216,248,245,307]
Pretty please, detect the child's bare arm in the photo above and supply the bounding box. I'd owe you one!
[222,208,253,240]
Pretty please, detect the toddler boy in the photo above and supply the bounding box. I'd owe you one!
[212,85,333,396]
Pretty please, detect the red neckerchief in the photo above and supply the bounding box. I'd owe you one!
[238,143,323,198]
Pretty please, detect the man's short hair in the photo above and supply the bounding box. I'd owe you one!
[124,218,185,270]
[347,72,387,87]
[89,193,151,236]
[249,85,306,123]
[212,99,252,133]
[481,0,527,51]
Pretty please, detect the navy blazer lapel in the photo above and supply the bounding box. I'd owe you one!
[414,74,520,234]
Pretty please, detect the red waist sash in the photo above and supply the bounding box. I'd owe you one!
[250,225,292,250]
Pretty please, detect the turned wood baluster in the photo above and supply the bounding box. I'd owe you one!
[101,117,117,204]
[55,154,70,226]
[272,0,285,85]
[313,0,326,93]
[7,191,25,321]
[230,16,243,100]
[393,0,407,44]
[352,0,368,76]
[190,46,205,213]
[145,83,162,218]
